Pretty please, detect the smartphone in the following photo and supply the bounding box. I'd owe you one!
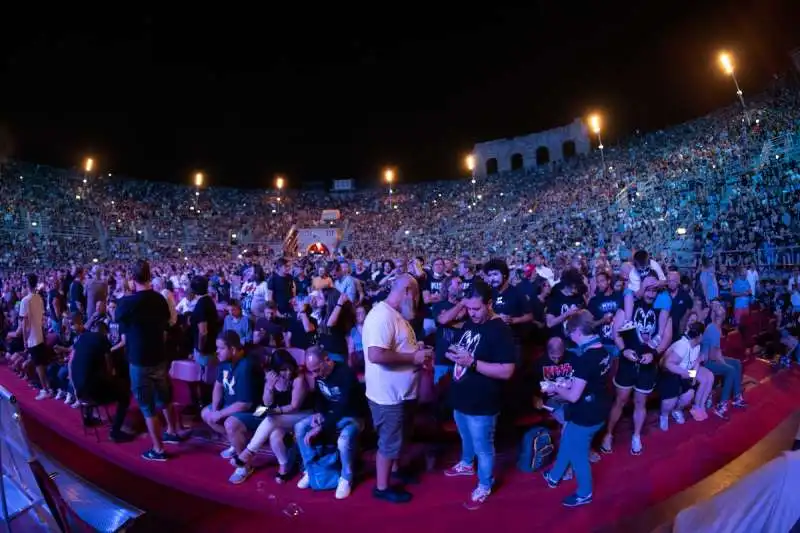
[687,369,697,379]
[253,406,269,417]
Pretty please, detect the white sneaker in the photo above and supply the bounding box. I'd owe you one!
[64,393,74,405]
[671,409,686,425]
[631,435,643,455]
[70,400,82,409]
[296,472,310,490]
[659,415,669,432]
[54,390,65,400]
[35,390,52,401]
[220,446,236,459]
[335,478,351,499]
[228,466,254,485]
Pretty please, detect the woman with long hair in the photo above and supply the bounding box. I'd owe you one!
[230,349,313,484]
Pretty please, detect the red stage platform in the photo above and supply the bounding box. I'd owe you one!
[2,362,799,533]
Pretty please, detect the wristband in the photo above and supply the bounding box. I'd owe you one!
[469,359,478,372]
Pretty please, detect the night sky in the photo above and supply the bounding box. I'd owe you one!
[1,1,797,188]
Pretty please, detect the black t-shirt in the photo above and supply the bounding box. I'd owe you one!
[295,276,311,298]
[254,317,285,347]
[432,300,463,366]
[315,362,365,432]
[318,322,348,357]
[216,355,263,411]
[668,289,693,342]
[47,288,61,319]
[71,331,112,396]
[492,284,532,340]
[448,317,516,415]
[587,291,622,341]
[423,273,446,312]
[116,289,171,367]
[565,344,612,426]
[268,274,294,314]
[287,313,317,350]
[191,295,220,354]
[69,280,86,314]
[545,290,585,338]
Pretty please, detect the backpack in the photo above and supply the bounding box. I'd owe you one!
[305,444,341,491]
[517,426,554,473]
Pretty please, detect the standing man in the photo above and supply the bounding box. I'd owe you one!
[17,274,48,399]
[116,259,181,461]
[362,274,432,503]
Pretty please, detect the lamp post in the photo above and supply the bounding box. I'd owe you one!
[384,168,394,210]
[588,114,606,179]
[275,175,285,213]
[193,172,204,213]
[719,52,750,126]
[465,154,477,206]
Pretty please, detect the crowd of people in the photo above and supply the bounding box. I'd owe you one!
[1,78,800,511]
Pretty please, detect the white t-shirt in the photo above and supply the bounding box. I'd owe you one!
[669,336,700,371]
[627,259,666,292]
[362,301,419,405]
[19,292,45,348]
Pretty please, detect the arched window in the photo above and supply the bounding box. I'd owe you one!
[510,153,524,171]
[485,158,498,175]
[562,140,576,160]
[535,146,550,165]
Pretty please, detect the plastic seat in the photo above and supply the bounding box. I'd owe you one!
[169,360,202,382]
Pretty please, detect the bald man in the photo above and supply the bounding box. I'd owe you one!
[295,346,364,499]
[362,274,432,503]
[533,337,570,424]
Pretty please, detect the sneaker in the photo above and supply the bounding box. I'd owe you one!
[732,395,747,408]
[563,493,593,507]
[372,486,412,503]
[463,485,491,510]
[542,470,559,489]
[713,402,730,420]
[335,478,352,499]
[444,462,474,477]
[588,450,602,463]
[64,393,74,405]
[54,390,65,400]
[631,435,643,456]
[35,389,52,401]
[659,415,669,432]
[563,467,574,481]
[600,433,613,454]
[671,410,686,425]
[689,406,707,421]
[229,466,254,484]
[297,472,310,490]
[162,432,182,444]
[70,399,82,409]
[141,449,168,462]
[220,446,236,459]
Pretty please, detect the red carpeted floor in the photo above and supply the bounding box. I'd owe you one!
[3,363,799,533]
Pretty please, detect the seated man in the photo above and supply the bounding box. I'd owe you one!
[68,312,133,442]
[201,331,264,482]
[658,322,707,430]
[701,299,747,420]
[295,345,364,500]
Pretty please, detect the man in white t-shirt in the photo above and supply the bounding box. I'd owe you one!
[657,321,708,430]
[16,274,49,400]
[362,274,432,504]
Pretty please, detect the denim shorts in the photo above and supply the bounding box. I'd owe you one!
[230,412,263,432]
[130,362,172,418]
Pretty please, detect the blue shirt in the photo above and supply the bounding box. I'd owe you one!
[732,279,750,309]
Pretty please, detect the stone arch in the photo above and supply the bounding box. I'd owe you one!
[535,146,550,166]
[510,153,524,171]
[562,140,576,160]
[485,158,498,175]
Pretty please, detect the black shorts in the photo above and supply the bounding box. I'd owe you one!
[613,358,658,394]
[658,373,696,400]
[28,343,49,366]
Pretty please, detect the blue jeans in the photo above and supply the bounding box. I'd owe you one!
[295,416,361,482]
[46,364,71,393]
[705,357,742,403]
[550,422,604,497]
[453,410,497,489]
